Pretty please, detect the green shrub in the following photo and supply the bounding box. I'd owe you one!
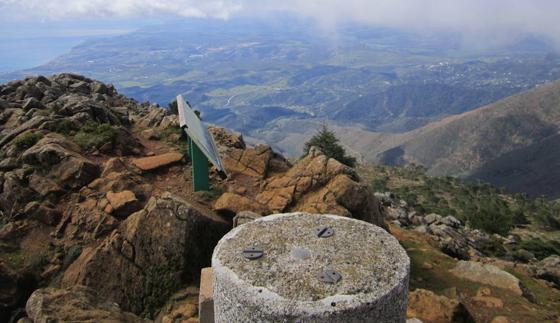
[371,176,389,192]
[533,209,560,230]
[303,124,356,167]
[516,238,560,260]
[14,132,43,151]
[50,119,77,135]
[73,122,117,150]
[467,208,513,236]
[479,237,507,257]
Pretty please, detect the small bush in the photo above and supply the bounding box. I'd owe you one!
[467,209,513,236]
[516,238,560,260]
[195,185,225,202]
[371,176,389,192]
[73,122,117,150]
[50,119,77,135]
[533,209,560,230]
[479,237,507,257]
[14,132,43,151]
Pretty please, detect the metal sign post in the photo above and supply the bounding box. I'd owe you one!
[177,95,227,192]
[188,137,210,191]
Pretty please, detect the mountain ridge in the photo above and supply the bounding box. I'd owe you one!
[358,80,560,197]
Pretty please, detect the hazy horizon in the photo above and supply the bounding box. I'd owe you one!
[1,1,560,73]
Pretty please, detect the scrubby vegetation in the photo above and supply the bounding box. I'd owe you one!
[361,164,560,235]
[514,237,560,260]
[13,132,43,151]
[73,121,117,150]
[303,124,356,167]
[49,119,78,135]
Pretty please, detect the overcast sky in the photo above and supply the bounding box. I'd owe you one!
[1,0,560,46]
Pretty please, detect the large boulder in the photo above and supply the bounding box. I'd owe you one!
[210,126,289,178]
[62,193,229,316]
[427,224,484,260]
[25,286,148,323]
[22,133,99,189]
[221,144,274,178]
[534,255,560,288]
[136,107,167,128]
[214,192,265,216]
[208,126,246,151]
[0,170,37,218]
[450,261,529,297]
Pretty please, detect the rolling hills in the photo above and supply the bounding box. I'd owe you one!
[367,80,560,197]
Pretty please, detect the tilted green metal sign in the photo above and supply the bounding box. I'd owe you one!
[177,95,227,191]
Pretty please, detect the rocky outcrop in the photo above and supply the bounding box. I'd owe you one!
[261,147,384,227]
[534,255,560,288]
[210,127,289,179]
[25,286,148,323]
[105,190,140,218]
[61,193,229,316]
[212,138,385,228]
[22,134,99,189]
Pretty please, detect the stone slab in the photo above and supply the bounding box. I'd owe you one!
[132,152,183,171]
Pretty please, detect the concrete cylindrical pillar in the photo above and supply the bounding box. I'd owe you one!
[212,212,410,323]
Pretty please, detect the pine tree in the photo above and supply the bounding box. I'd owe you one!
[303,124,356,167]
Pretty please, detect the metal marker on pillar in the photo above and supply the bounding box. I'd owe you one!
[177,95,227,191]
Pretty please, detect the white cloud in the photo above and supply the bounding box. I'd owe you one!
[2,0,560,46]
[0,0,242,20]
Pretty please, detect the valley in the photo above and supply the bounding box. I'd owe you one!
[2,18,560,198]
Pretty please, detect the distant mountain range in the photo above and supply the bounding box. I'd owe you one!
[366,81,560,198]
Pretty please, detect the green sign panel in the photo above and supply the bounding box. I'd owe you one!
[177,95,227,191]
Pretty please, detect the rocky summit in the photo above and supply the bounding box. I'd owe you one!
[0,74,559,323]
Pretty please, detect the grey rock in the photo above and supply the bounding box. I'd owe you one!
[91,81,110,95]
[440,215,461,228]
[22,97,45,111]
[61,193,229,315]
[450,261,529,297]
[213,212,410,323]
[26,286,149,323]
[0,171,36,217]
[23,201,61,225]
[428,224,477,260]
[0,157,19,171]
[535,255,560,288]
[504,235,519,245]
[17,84,44,100]
[69,81,91,94]
[0,115,49,148]
[424,213,442,225]
[233,210,262,227]
[22,134,100,188]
